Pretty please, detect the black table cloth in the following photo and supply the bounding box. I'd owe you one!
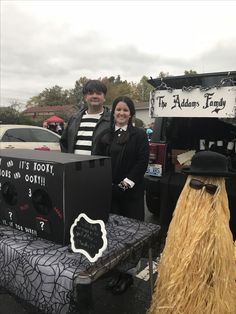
[0,214,160,314]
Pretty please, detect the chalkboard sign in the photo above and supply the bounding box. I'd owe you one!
[70,213,107,262]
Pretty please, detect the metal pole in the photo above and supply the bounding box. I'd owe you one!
[148,247,154,295]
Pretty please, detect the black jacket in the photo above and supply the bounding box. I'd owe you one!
[96,126,149,186]
[60,107,110,154]
[96,125,149,220]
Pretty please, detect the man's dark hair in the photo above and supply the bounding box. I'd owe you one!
[82,80,107,96]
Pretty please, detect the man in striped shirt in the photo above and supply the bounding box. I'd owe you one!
[60,80,110,155]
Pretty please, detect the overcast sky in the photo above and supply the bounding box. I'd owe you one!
[1,0,236,107]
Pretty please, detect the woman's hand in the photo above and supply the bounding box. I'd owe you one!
[118,181,130,191]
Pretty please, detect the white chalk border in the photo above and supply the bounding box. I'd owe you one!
[70,213,107,263]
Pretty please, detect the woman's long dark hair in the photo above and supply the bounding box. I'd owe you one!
[102,96,136,145]
[111,96,135,127]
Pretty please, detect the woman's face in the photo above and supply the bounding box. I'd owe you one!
[113,101,131,127]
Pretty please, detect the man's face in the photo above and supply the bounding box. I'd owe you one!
[84,91,105,109]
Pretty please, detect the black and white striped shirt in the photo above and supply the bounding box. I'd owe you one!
[74,112,102,155]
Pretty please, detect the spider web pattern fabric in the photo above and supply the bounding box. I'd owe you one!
[0,214,160,313]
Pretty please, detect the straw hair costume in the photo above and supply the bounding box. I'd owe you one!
[148,152,236,314]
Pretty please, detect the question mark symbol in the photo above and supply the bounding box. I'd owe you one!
[40,221,44,231]
[9,212,13,220]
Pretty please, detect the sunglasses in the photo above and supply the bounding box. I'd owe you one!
[189,179,218,195]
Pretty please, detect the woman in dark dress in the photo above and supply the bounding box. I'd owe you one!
[96,96,149,293]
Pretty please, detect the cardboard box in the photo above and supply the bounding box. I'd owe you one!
[172,149,196,173]
[171,149,188,165]
[0,149,111,245]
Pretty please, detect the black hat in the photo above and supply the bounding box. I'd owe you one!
[182,151,236,177]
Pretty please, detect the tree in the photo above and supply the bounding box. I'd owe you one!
[134,76,153,102]
[73,77,88,109]
[159,71,170,78]
[133,117,144,128]
[26,95,42,108]
[0,106,20,123]
[184,70,197,75]
[26,85,71,107]
[103,76,133,106]
[0,106,39,125]
[24,74,176,111]
[9,99,24,112]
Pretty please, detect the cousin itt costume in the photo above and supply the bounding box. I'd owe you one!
[148,151,236,313]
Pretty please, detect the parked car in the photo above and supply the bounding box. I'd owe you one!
[145,71,236,242]
[0,124,61,151]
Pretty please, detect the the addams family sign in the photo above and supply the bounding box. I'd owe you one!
[150,86,236,118]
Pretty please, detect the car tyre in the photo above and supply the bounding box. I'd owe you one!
[145,192,160,216]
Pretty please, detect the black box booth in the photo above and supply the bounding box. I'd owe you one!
[0,149,111,245]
